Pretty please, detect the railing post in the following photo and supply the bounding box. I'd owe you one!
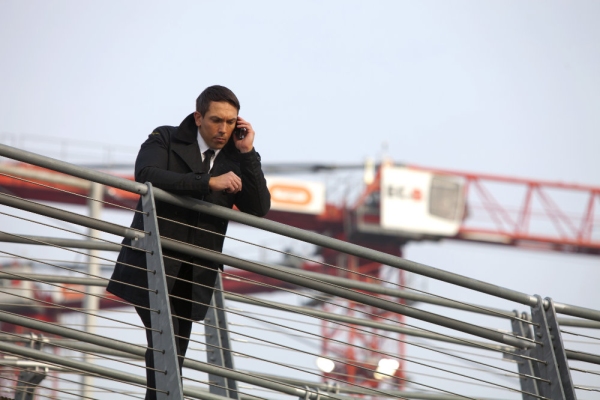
[205,274,240,399]
[530,295,577,400]
[135,182,184,399]
[14,333,47,400]
[508,311,541,400]
[82,181,103,398]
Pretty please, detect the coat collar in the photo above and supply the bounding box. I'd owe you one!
[171,113,203,173]
[174,113,198,143]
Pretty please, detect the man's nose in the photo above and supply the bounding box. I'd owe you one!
[218,122,227,133]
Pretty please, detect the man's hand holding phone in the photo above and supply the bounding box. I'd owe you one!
[233,116,254,153]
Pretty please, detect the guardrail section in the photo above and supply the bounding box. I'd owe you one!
[0,143,599,400]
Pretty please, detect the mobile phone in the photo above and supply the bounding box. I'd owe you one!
[234,127,246,140]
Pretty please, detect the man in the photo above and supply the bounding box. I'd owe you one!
[107,85,271,399]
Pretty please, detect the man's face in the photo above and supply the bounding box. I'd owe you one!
[194,101,238,149]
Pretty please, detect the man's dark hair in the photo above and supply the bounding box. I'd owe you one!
[196,85,240,116]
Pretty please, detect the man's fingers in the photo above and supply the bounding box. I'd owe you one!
[231,179,242,193]
[224,172,242,193]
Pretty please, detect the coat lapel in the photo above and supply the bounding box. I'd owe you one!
[172,113,203,173]
[172,142,203,173]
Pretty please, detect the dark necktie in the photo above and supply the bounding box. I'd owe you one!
[202,149,214,174]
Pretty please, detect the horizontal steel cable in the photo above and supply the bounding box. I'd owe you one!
[3,288,135,303]
[57,354,141,362]
[157,215,534,326]
[569,367,600,376]
[560,329,600,341]
[57,324,141,329]
[563,338,600,346]
[230,321,321,349]
[0,254,113,268]
[0,303,135,314]
[226,308,325,330]
[0,171,142,214]
[573,385,600,392]
[229,336,314,353]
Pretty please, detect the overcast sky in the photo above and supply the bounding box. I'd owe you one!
[1,1,599,398]
[1,1,599,182]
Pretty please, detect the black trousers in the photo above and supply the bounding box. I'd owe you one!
[135,262,217,400]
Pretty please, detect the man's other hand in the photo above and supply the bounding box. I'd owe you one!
[209,172,242,194]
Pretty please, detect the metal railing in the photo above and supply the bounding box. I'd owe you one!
[0,143,599,400]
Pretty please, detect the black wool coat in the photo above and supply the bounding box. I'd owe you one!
[107,113,270,320]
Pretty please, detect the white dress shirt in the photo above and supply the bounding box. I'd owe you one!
[197,129,221,172]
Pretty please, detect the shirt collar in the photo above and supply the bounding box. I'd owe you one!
[197,128,222,159]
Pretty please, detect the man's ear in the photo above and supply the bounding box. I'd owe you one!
[193,111,203,127]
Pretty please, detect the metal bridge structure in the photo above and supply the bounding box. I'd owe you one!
[0,143,599,400]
